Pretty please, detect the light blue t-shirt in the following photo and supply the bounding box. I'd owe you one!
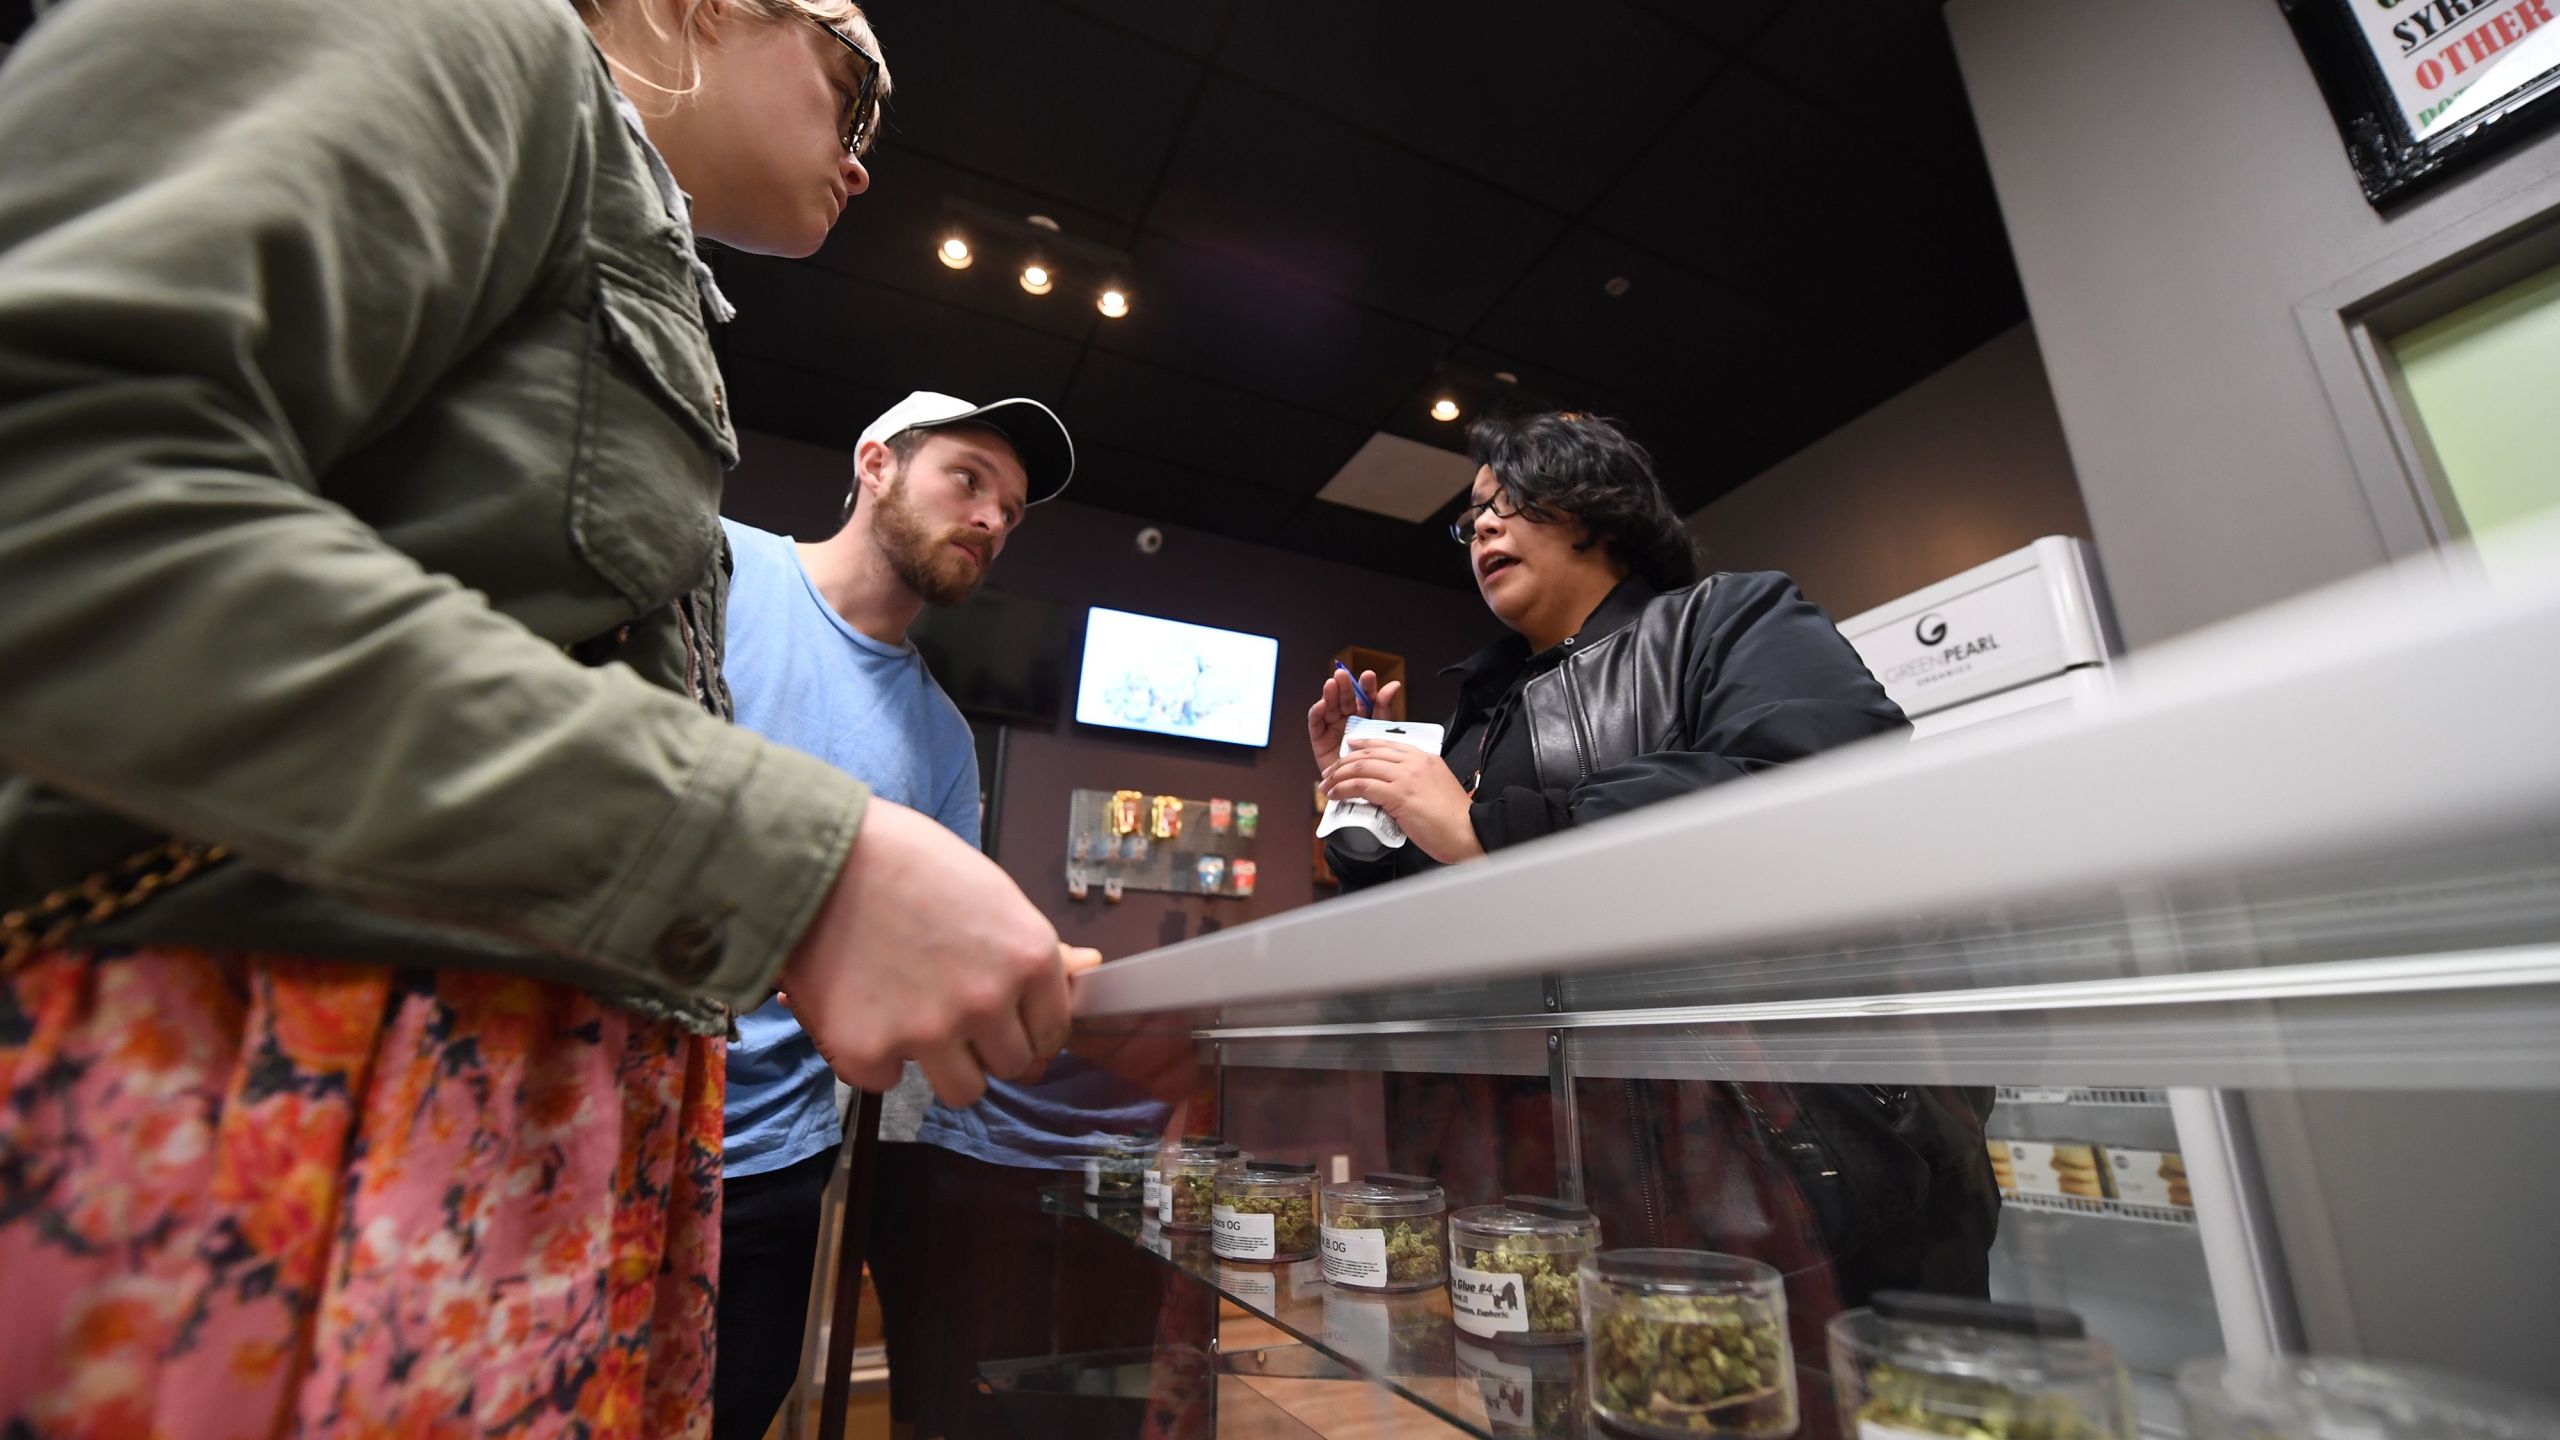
[719,520,1168,1176]
[719,519,980,1178]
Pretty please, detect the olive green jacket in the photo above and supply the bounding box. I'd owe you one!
[0,0,869,1031]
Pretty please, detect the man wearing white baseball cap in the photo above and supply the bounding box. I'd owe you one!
[711,389,1124,1438]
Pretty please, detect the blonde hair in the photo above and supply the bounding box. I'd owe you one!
[579,0,893,140]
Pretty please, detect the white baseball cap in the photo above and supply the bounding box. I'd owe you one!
[857,391,1076,505]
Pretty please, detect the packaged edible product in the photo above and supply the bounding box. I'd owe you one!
[2098,1147,2190,1209]
[1582,1249,1794,1439]
[1212,1158,1319,1262]
[1994,1140,2107,1200]
[1157,1136,1240,1232]
[1828,1291,2133,1440]
[1320,1171,1447,1293]
[1449,1195,1601,1343]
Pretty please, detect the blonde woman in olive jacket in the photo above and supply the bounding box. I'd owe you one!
[0,0,1079,1430]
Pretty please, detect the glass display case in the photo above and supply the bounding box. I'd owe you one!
[954,544,2560,1438]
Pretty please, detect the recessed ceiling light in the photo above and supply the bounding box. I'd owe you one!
[1430,397,1461,423]
[1019,262,1054,296]
[938,235,973,269]
[1603,275,1632,298]
[1097,289,1130,319]
[1493,370,1519,385]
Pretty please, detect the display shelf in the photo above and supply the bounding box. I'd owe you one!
[1997,1085,2170,1108]
[1041,1188,1512,1438]
[2001,1191,2199,1228]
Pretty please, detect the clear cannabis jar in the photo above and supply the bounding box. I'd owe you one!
[2177,1356,2560,1440]
[1082,1132,1153,1205]
[1211,1158,1319,1262]
[1157,1137,1239,1232]
[1449,1195,1601,1343]
[1319,1171,1448,1293]
[1582,1250,1793,1439]
[1828,1292,2133,1440]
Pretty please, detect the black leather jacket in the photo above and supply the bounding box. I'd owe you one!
[1329,570,1908,882]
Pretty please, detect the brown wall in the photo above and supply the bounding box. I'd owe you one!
[1684,323,2091,620]
[720,430,1495,957]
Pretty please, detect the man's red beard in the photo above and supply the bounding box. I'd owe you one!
[871,472,989,607]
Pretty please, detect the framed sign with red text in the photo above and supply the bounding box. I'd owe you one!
[2282,0,2560,207]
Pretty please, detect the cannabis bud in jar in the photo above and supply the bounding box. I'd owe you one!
[1156,1137,1239,1233]
[1320,1172,1448,1293]
[1583,1252,1793,1439]
[1829,1293,2133,1440]
[1212,1159,1319,1263]
[1449,1196,1600,1343]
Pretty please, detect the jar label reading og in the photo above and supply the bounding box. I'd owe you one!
[1083,1158,1101,1196]
[1449,1263,1531,1336]
[1211,1204,1275,1260]
[1143,1168,1164,1212]
[1320,1225,1389,1287]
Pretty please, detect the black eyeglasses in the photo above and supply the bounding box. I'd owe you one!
[1448,490,1525,545]
[815,20,884,157]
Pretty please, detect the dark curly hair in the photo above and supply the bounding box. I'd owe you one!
[1466,410,1700,591]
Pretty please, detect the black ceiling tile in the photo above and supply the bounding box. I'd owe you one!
[721,259,1085,404]
[1468,227,1833,443]
[1273,501,1478,592]
[1046,0,1226,58]
[1094,235,1449,421]
[1742,1,1980,171]
[863,0,1198,222]
[1215,0,1715,212]
[795,152,1130,344]
[1636,0,1789,51]
[1064,444,1310,545]
[1144,80,1567,333]
[1062,351,1371,497]
[1588,66,1950,329]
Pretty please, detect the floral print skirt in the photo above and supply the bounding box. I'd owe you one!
[0,946,725,1439]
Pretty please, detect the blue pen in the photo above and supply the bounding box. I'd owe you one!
[1333,660,1374,717]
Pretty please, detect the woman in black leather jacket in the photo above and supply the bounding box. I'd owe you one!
[1310,410,2001,1332]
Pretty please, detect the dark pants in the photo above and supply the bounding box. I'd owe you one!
[712,1143,841,1440]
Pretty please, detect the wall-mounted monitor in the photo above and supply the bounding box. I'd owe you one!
[1073,606,1279,747]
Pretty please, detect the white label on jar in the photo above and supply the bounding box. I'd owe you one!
[1143,1168,1163,1212]
[1221,1263,1277,1315]
[1320,1225,1389,1288]
[1157,1182,1173,1224]
[1083,1158,1101,1196]
[1212,1204,1275,1260]
[1861,1425,1949,1440]
[1449,1263,1530,1336]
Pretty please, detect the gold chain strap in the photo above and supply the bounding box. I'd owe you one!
[1,840,230,972]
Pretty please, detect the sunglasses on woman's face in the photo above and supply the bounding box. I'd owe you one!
[813,20,883,156]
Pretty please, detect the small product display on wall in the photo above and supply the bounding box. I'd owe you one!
[1064,787,1262,900]
[2282,0,2560,207]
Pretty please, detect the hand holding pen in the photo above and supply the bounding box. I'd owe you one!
[1306,660,1404,775]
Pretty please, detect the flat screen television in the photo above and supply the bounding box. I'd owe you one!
[1073,606,1279,747]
